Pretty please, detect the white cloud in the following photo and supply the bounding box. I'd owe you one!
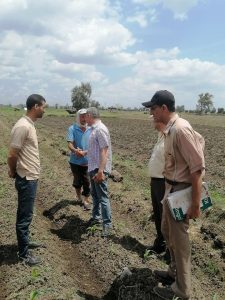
[50,60,106,83]
[95,52,225,109]
[0,0,224,110]
[126,9,157,27]
[0,0,136,104]
[0,0,135,64]
[132,0,203,20]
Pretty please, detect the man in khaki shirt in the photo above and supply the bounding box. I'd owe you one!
[143,90,205,300]
[8,94,46,266]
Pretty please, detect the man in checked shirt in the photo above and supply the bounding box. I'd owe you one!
[85,107,112,238]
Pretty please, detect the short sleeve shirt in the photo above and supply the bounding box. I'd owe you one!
[67,124,91,165]
[10,116,40,180]
[87,120,112,173]
[163,114,205,183]
[148,133,165,178]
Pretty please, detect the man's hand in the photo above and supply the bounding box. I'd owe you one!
[93,171,105,183]
[74,148,84,158]
[8,169,16,178]
[7,147,19,179]
[186,203,200,220]
[186,170,203,220]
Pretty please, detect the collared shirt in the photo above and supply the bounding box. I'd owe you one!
[10,116,40,180]
[163,114,205,183]
[148,132,165,178]
[67,124,91,165]
[87,120,112,173]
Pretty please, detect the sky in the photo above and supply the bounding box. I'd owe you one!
[0,0,225,109]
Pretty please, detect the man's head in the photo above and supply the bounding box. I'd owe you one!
[86,107,100,126]
[76,108,87,127]
[26,94,46,119]
[142,90,175,124]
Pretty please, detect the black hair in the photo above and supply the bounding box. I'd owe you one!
[26,94,46,110]
[165,103,175,113]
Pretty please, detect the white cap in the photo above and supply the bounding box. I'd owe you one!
[77,108,87,115]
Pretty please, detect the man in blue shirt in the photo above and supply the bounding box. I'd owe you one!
[67,109,91,210]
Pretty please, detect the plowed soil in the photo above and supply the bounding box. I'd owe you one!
[0,110,224,300]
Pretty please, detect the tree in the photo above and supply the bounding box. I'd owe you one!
[217,107,224,114]
[90,100,100,108]
[176,105,185,113]
[196,93,213,114]
[71,82,92,110]
[211,107,216,113]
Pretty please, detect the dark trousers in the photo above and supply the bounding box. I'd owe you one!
[70,163,90,197]
[150,177,165,245]
[15,174,38,257]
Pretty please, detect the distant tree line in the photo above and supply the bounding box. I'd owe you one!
[3,88,225,114]
[175,93,225,114]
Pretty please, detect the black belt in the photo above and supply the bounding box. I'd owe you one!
[151,177,165,181]
[165,178,180,185]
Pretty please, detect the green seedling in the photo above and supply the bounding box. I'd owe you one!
[31,268,40,282]
[204,261,219,277]
[212,293,218,300]
[143,249,151,262]
[87,224,98,236]
[30,290,39,300]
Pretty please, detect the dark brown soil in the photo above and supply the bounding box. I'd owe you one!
[0,112,224,300]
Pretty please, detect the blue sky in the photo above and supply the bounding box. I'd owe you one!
[0,0,225,109]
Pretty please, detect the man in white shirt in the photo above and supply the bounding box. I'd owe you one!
[147,121,167,255]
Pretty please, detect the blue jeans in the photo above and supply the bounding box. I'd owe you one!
[89,169,112,226]
[15,174,38,257]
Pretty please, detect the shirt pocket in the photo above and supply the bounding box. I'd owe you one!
[165,153,175,172]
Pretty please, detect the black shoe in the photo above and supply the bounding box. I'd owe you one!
[86,218,102,226]
[19,252,41,266]
[162,248,171,264]
[147,242,166,254]
[153,270,175,285]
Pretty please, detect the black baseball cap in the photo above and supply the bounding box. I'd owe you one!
[142,90,175,110]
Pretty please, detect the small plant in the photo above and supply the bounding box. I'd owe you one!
[30,290,39,300]
[31,268,40,280]
[204,261,219,277]
[212,293,218,300]
[109,242,116,255]
[87,224,98,236]
[30,267,44,285]
[143,249,151,262]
